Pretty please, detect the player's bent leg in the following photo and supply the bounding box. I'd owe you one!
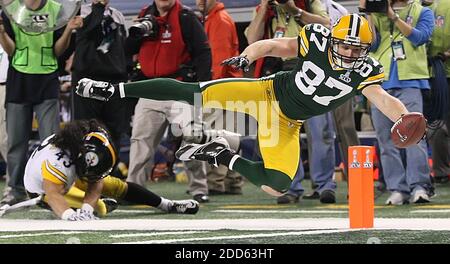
[121,182,200,214]
[233,159,292,195]
[176,137,292,194]
[76,78,201,105]
[98,176,200,215]
[96,176,128,199]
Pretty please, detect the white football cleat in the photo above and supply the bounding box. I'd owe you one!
[169,200,200,214]
[76,78,116,101]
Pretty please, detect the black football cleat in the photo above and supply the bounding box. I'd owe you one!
[76,78,116,101]
[175,137,231,167]
[170,200,200,214]
[102,198,119,214]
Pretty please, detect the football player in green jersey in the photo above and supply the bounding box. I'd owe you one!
[75,14,413,196]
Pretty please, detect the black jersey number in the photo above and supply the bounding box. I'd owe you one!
[294,61,353,106]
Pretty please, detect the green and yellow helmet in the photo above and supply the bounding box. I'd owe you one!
[330,14,373,69]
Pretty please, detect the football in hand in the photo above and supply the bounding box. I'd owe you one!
[390,112,427,148]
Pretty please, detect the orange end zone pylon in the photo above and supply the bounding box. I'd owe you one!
[348,146,375,229]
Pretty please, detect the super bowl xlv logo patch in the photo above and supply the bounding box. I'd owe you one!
[349,149,360,168]
[31,13,49,27]
[339,71,351,83]
[436,15,445,28]
[363,149,373,169]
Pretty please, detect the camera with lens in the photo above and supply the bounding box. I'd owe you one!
[359,0,389,13]
[129,14,159,39]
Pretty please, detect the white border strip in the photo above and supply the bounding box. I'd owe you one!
[410,209,450,213]
[110,231,205,238]
[0,231,87,239]
[115,229,358,244]
[2,218,450,232]
[212,210,346,214]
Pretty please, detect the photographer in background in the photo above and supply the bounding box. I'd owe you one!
[71,0,129,177]
[367,0,434,204]
[246,0,330,77]
[425,0,450,184]
[125,0,213,203]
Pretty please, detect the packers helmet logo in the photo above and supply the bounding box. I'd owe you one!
[85,151,99,167]
[330,14,372,70]
[332,14,372,46]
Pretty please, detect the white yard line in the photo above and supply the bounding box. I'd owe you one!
[30,209,157,214]
[2,218,450,232]
[0,231,87,239]
[110,231,206,238]
[410,209,450,213]
[116,229,357,244]
[213,210,346,214]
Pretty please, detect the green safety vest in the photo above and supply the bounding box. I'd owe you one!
[370,1,429,81]
[429,0,450,77]
[8,0,62,74]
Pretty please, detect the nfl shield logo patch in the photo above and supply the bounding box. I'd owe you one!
[436,15,445,28]
[406,16,414,25]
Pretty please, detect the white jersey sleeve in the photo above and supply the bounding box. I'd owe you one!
[24,135,77,195]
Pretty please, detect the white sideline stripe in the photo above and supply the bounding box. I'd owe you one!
[213,210,346,214]
[29,209,347,214]
[112,210,157,214]
[411,209,450,213]
[3,218,450,232]
[30,209,157,214]
[0,231,87,239]
[110,231,205,238]
[116,229,357,244]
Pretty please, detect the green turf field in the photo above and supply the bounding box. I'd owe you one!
[1,179,450,244]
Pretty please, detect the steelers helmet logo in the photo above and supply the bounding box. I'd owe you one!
[85,151,99,167]
[79,131,117,182]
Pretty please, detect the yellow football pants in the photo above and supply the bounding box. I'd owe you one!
[200,78,302,179]
[43,176,128,217]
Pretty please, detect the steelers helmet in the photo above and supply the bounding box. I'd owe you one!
[78,131,117,182]
[330,14,373,69]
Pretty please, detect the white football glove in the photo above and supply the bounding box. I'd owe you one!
[61,203,99,221]
[75,209,99,221]
[76,203,99,220]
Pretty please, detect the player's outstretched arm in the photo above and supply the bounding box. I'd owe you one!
[244,37,298,63]
[362,84,408,122]
[223,37,298,71]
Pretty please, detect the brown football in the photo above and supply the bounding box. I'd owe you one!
[390,112,427,148]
